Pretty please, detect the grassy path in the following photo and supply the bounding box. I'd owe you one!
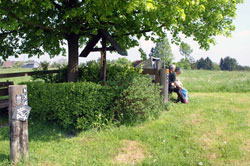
[0,93,249,166]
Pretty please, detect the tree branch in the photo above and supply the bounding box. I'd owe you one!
[4,7,54,32]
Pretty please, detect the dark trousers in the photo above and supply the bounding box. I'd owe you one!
[169,86,185,103]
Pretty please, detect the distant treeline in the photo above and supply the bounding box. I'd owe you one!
[175,56,250,71]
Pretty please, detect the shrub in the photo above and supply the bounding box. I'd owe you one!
[26,82,115,131]
[31,61,141,84]
[25,74,164,131]
[112,76,164,124]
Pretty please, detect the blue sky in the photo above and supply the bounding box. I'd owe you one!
[8,1,250,66]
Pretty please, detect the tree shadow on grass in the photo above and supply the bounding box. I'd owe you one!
[28,119,76,142]
[0,115,74,143]
[0,154,9,164]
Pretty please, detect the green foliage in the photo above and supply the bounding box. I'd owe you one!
[112,76,164,124]
[26,73,163,131]
[0,0,243,81]
[179,42,193,60]
[220,56,238,71]
[176,58,191,70]
[0,0,243,60]
[39,61,49,70]
[26,82,115,131]
[153,37,174,68]
[196,57,214,70]
[212,63,221,70]
[110,58,131,66]
[219,57,250,71]
[139,48,147,60]
[1,93,250,166]
[32,61,141,84]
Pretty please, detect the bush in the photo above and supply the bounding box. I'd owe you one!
[26,82,115,131]
[25,75,164,131]
[112,76,164,124]
[31,61,141,84]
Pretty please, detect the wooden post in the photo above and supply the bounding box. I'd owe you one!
[160,69,168,103]
[101,37,107,85]
[9,85,29,164]
[155,60,162,83]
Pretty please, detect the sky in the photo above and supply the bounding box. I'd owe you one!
[7,1,250,66]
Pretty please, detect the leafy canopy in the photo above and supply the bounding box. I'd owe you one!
[0,0,243,60]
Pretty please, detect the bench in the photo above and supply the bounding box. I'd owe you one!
[0,81,14,109]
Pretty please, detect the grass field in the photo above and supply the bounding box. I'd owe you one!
[179,70,250,92]
[0,69,250,166]
[0,68,33,84]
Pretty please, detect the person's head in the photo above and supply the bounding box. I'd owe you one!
[169,64,176,72]
[175,67,183,75]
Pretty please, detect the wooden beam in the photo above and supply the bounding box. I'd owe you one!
[0,81,14,87]
[0,70,59,79]
[160,69,168,103]
[101,37,107,85]
[91,47,116,52]
[79,32,102,57]
[0,88,8,96]
[99,30,127,56]
[142,68,157,75]
[0,99,8,109]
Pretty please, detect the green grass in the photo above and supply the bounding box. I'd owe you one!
[0,68,56,84]
[0,68,33,84]
[0,93,249,166]
[1,68,250,92]
[0,68,33,74]
[0,69,250,165]
[179,70,250,92]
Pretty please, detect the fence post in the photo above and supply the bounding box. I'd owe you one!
[155,60,162,83]
[160,69,168,103]
[9,85,30,164]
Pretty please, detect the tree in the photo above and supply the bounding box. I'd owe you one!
[176,58,191,70]
[153,37,174,68]
[0,0,243,81]
[197,57,213,70]
[111,58,131,66]
[139,48,147,60]
[220,58,224,70]
[179,42,193,61]
[220,56,238,71]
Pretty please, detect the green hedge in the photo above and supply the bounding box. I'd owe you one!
[26,82,115,131]
[26,75,164,131]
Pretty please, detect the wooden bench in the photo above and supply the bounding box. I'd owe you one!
[0,81,14,109]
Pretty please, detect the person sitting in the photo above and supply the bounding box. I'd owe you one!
[169,66,186,103]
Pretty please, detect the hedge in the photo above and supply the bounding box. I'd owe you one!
[26,82,115,131]
[25,75,164,131]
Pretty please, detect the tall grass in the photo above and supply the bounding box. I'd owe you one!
[179,70,250,92]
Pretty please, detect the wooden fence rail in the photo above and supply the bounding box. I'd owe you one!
[0,70,59,79]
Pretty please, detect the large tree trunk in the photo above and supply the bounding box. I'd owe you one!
[67,33,79,82]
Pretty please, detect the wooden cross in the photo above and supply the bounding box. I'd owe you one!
[79,30,127,85]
